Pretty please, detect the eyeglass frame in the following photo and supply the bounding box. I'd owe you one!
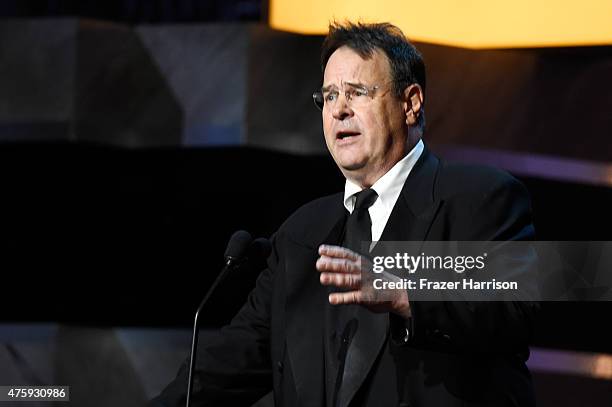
[312,81,393,111]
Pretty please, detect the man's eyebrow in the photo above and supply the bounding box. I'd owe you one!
[344,81,367,89]
[321,81,367,92]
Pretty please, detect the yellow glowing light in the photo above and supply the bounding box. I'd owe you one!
[593,355,612,380]
[269,0,612,49]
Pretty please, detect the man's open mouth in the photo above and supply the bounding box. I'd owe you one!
[336,131,360,139]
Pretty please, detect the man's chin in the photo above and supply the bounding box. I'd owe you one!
[338,160,367,172]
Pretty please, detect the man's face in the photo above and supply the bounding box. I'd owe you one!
[322,46,409,187]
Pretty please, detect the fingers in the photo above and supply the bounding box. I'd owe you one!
[316,255,359,273]
[317,254,361,287]
[329,290,362,305]
[316,245,366,290]
[319,269,361,289]
[316,245,363,274]
[318,244,360,261]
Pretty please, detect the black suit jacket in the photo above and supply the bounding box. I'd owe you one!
[152,147,538,407]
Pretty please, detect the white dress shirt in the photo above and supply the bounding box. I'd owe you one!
[343,139,424,242]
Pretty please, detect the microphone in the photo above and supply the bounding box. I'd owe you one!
[185,230,253,407]
[223,230,254,267]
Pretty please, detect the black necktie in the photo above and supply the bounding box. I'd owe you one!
[327,188,379,407]
[343,188,378,254]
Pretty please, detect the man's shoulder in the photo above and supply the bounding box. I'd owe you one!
[423,157,534,240]
[435,160,527,199]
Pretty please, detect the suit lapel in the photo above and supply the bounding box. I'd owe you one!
[380,146,443,243]
[336,303,388,407]
[285,196,347,407]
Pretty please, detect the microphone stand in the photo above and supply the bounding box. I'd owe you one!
[185,256,241,407]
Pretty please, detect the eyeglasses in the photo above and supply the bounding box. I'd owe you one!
[312,82,388,111]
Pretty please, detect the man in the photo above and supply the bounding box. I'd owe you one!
[153,22,537,407]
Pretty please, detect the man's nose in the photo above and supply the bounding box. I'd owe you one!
[332,95,353,120]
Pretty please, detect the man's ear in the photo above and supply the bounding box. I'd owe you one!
[403,84,424,126]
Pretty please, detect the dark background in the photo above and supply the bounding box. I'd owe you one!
[0,0,263,23]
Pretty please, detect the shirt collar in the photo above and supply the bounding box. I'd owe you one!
[343,139,424,213]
